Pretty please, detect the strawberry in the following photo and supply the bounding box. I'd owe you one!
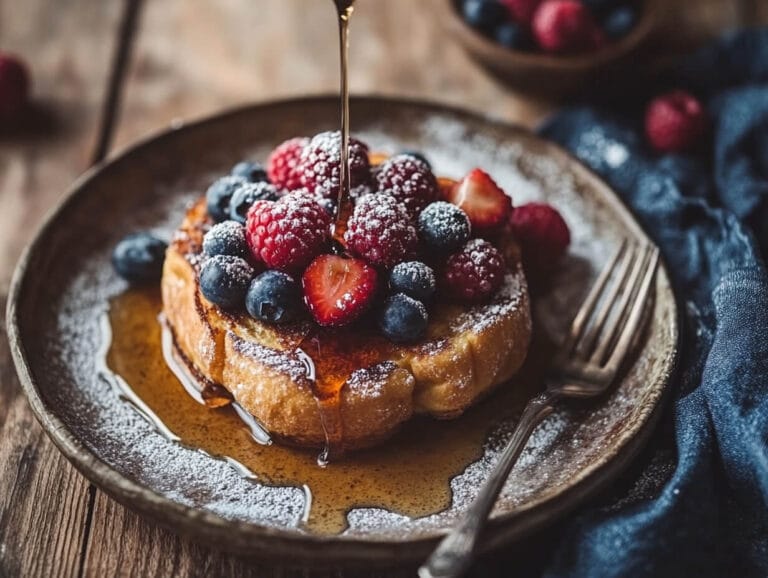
[445,169,512,235]
[437,177,459,199]
[302,255,378,327]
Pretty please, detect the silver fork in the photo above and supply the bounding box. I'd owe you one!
[419,241,661,578]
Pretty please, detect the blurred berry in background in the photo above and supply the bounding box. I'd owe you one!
[458,0,640,54]
[0,53,30,124]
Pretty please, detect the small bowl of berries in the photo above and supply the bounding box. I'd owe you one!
[441,0,663,97]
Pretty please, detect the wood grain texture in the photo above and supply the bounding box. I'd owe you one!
[0,2,122,577]
[0,1,764,577]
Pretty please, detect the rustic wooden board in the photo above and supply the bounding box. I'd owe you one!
[0,0,763,576]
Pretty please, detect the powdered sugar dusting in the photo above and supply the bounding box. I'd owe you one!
[418,201,471,241]
[346,362,398,399]
[345,193,417,267]
[298,131,370,198]
[24,105,676,543]
[452,269,525,334]
[231,334,312,385]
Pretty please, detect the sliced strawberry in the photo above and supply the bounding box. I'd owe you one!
[445,169,512,235]
[437,177,458,199]
[302,255,378,327]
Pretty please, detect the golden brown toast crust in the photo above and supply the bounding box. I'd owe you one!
[161,199,531,450]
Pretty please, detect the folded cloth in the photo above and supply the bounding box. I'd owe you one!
[537,28,768,578]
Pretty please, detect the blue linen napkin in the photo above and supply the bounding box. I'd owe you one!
[537,28,768,578]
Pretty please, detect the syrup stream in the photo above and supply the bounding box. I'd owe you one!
[331,0,355,243]
[303,0,359,467]
[299,339,345,467]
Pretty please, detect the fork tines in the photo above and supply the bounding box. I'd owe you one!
[562,241,660,374]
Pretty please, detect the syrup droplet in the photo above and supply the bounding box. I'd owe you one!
[298,338,347,466]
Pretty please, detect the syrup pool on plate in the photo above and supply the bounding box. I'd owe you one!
[102,288,544,534]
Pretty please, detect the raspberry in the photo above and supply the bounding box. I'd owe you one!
[509,203,570,274]
[344,194,418,268]
[0,53,30,122]
[245,191,331,273]
[267,137,308,191]
[645,90,708,154]
[375,154,439,218]
[443,239,506,303]
[297,131,371,199]
[532,0,603,54]
[500,0,542,25]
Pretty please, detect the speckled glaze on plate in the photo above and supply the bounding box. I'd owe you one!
[7,97,678,566]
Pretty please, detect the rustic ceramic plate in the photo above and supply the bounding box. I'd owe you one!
[8,97,678,567]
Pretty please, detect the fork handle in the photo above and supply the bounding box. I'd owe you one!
[418,390,560,578]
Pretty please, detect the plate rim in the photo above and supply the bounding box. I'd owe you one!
[6,95,680,565]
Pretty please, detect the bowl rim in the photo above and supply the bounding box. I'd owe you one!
[6,94,679,566]
[440,0,662,71]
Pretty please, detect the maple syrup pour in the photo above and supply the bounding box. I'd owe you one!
[104,288,542,534]
[297,0,358,467]
[330,0,355,244]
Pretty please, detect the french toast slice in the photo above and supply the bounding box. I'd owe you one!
[161,198,531,450]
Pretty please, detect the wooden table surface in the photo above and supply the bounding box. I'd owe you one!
[1,1,764,576]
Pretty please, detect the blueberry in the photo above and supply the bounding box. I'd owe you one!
[112,232,167,284]
[389,261,436,303]
[231,161,269,183]
[246,270,302,325]
[199,255,254,310]
[229,182,279,224]
[206,175,247,223]
[379,293,429,344]
[601,6,638,40]
[462,0,507,35]
[399,150,432,171]
[495,22,534,51]
[202,221,249,258]
[418,201,471,253]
